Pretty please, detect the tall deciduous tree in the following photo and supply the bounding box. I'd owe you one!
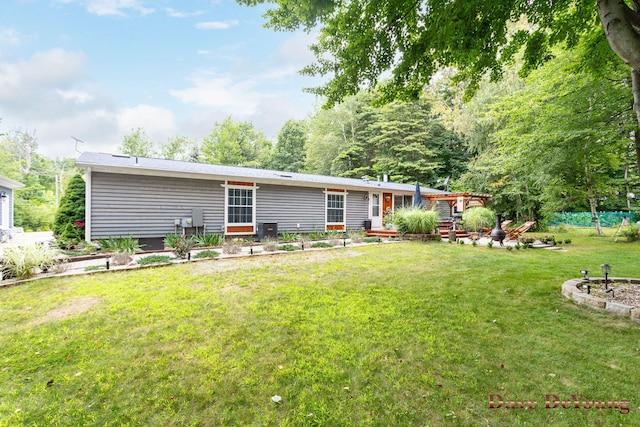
[305,89,469,184]
[0,129,77,231]
[237,0,640,109]
[120,128,155,157]
[268,120,307,172]
[459,48,635,228]
[159,135,199,162]
[200,117,272,168]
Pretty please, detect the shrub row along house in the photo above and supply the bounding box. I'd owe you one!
[76,152,490,249]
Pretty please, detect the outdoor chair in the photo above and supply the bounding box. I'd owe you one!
[505,221,536,241]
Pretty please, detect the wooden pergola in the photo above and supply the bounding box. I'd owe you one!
[424,192,492,217]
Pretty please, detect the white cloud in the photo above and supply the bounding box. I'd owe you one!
[56,89,94,104]
[171,32,321,137]
[56,0,155,17]
[0,48,87,113]
[170,71,264,115]
[165,7,203,18]
[196,20,239,30]
[116,105,177,143]
[273,32,317,65]
[0,29,22,47]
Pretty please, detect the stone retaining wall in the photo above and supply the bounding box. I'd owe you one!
[562,278,640,322]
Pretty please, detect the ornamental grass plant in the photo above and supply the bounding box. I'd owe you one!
[0,243,59,280]
[461,206,496,232]
[394,207,440,234]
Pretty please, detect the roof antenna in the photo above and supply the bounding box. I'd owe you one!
[71,136,85,154]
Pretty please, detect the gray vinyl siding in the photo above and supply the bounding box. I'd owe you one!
[91,172,225,239]
[346,190,369,230]
[253,185,370,233]
[91,172,398,238]
[256,184,325,232]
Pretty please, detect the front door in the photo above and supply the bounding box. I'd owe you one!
[370,192,382,229]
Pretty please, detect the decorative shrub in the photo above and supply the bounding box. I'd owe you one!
[164,234,195,259]
[1,243,59,280]
[394,208,440,234]
[279,231,300,242]
[138,255,173,266]
[619,225,639,242]
[56,221,85,249]
[278,244,300,251]
[53,174,85,238]
[347,230,365,243]
[311,241,334,248]
[461,207,495,232]
[222,239,243,254]
[194,250,220,259]
[261,238,279,252]
[325,230,342,239]
[97,236,142,254]
[307,228,326,240]
[364,237,381,243]
[194,233,223,247]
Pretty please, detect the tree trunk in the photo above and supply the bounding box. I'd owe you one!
[598,0,640,72]
[631,70,640,175]
[585,153,604,236]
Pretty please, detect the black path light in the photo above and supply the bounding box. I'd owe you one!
[580,270,590,294]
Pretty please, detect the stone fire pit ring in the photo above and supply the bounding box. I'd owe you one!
[562,278,640,322]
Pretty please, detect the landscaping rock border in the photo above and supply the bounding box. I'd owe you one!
[562,278,640,322]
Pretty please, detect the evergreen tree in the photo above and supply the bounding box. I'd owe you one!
[53,174,86,241]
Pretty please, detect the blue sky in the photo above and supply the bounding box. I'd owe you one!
[0,0,322,159]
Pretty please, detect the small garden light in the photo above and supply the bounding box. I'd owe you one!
[601,264,611,290]
[580,270,589,281]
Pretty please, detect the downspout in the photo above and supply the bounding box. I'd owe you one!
[85,167,91,242]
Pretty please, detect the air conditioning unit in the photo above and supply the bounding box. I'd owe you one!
[257,222,278,240]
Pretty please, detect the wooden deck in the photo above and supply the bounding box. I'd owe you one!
[365,229,399,238]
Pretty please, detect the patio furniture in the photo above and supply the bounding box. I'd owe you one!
[505,221,536,241]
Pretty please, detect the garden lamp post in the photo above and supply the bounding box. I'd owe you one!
[580,270,590,294]
[601,264,611,290]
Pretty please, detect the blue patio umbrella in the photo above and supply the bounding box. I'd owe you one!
[413,182,422,207]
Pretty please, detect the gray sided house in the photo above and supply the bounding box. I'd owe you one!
[0,175,25,238]
[76,152,450,249]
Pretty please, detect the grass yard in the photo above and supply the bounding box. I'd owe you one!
[1,228,640,426]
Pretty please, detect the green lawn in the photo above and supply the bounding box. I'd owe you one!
[1,229,639,426]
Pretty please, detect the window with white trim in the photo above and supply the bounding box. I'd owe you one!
[325,190,346,229]
[227,187,253,224]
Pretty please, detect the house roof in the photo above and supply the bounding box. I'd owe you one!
[0,176,25,189]
[76,152,449,195]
